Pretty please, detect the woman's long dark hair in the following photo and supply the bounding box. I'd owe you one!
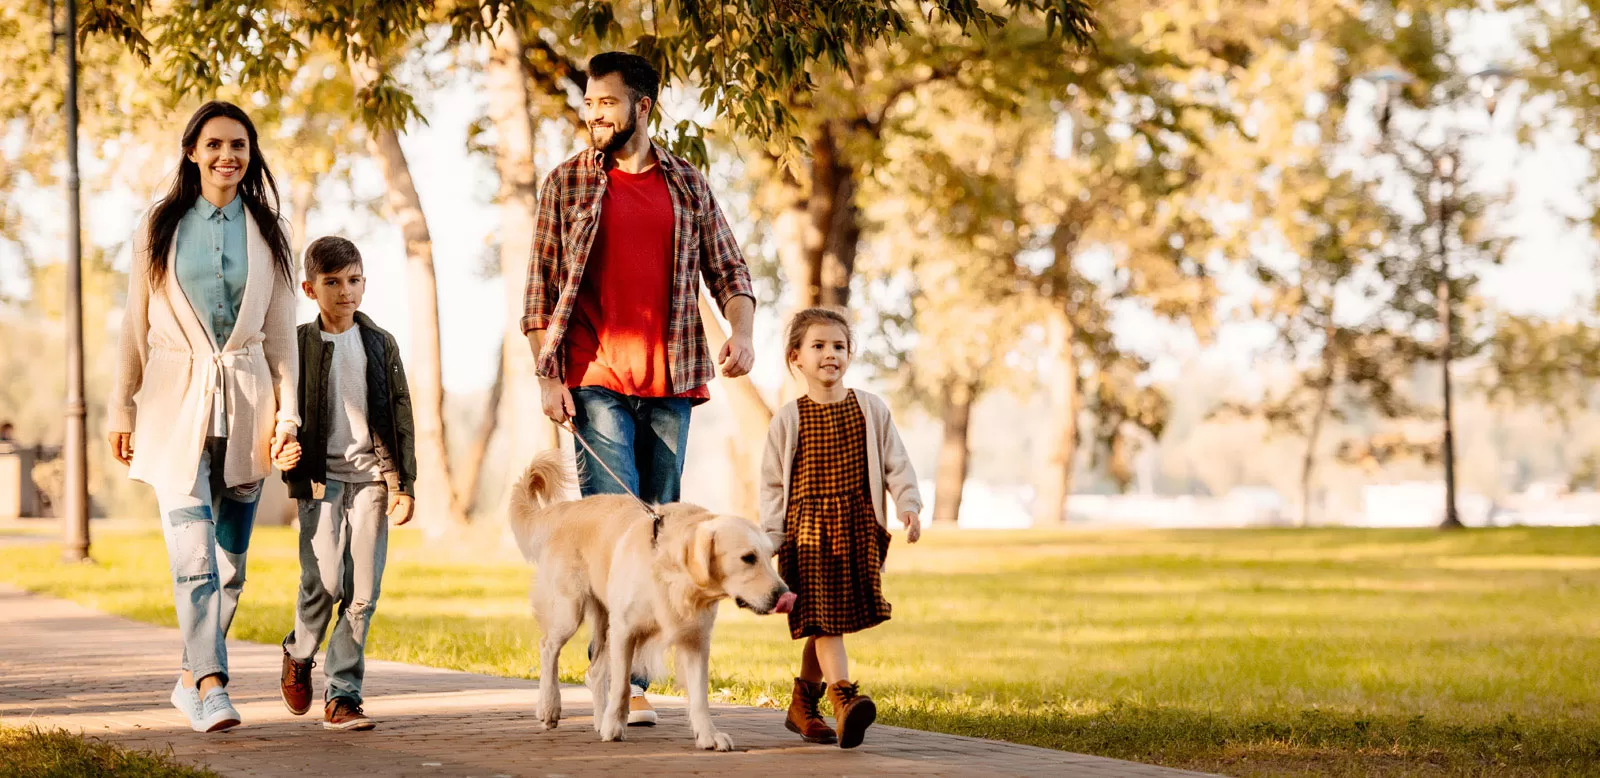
[145,101,293,285]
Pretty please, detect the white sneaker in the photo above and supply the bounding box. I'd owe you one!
[192,687,242,733]
[626,683,657,727]
[169,677,200,726]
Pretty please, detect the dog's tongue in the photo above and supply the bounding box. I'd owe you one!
[773,592,797,614]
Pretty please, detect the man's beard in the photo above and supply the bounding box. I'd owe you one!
[589,110,637,155]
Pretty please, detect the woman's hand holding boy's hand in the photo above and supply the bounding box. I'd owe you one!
[271,433,301,470]
[902,511,922,543]
[388,493,415,525]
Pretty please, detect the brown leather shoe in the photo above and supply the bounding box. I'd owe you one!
[279,647,314,716]
[323,698,374,731]
[784,678,836,744]
[827,680,876,749]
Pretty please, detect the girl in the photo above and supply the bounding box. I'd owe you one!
[107,101,302,733]
[760,307,923,749]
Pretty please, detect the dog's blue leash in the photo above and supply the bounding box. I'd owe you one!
[559,420,666,547]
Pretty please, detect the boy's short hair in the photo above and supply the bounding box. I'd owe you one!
[304,236,362,280]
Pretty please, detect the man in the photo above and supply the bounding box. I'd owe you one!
[522,51,756,726]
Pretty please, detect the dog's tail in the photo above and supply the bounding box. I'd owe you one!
[508,449,575,562]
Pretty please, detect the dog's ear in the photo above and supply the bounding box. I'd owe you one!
[684,522,718,589]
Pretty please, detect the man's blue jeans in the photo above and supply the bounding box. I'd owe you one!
[569,385,693,691]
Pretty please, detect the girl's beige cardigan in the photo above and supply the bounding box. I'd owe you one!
[759,389,923,546]
[107,208,300,492]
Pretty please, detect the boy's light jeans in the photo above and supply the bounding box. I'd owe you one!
[284,480,389,705]
[154,437,262,686]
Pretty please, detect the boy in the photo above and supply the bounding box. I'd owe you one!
[274,236,415,731]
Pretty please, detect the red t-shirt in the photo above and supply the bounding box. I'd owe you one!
[564,164,710,400]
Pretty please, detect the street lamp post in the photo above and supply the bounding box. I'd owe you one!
[53,0,90,562]
[1363,65,1514,531]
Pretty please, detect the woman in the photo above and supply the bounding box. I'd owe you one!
[107,100,300,733]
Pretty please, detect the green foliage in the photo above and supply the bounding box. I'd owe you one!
[79,0,1094,151]
[601,0,1094,158]
[1500,0,1600,228]
[856,0,1269,466]
[1486,313,1600,417]
[1196,0,1560,500]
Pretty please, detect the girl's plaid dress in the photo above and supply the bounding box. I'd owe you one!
[780,390,892,639]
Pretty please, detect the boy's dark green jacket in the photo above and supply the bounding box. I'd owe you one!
[283,311,416,499]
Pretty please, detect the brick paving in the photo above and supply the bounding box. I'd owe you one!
[0,584,1219,777]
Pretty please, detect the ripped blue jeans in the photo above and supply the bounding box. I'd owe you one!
[155,437,261,686]
[284,480,389,705]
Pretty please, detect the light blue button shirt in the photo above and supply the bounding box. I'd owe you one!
[175,196,248,349]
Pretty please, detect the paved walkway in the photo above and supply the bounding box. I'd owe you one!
[0,585,1217,777]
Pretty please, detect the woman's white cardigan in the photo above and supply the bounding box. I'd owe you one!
[107,208,300,492]
[759,389,923,547]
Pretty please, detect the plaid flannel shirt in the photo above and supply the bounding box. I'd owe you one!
[521,143,754,395]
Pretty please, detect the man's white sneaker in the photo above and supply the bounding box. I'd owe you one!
[169,677,200,726]
[627,683,657,726]
[192,687,241,733]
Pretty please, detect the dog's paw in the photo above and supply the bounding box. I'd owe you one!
[697,730,735,752]
[537,701,561,730]
[599,719,626,742]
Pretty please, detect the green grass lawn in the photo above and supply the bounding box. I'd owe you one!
[0,725,218,778]
[0,528,52,538]
[4,526,1599,777]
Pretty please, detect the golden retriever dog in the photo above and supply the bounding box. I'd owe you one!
[508,451,793,751]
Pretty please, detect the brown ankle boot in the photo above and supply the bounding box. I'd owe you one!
[827,680,876,749]
[784,678,836,744]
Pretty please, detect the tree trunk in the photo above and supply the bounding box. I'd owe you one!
[774,203,816,310]
[933,378,978,525]
[288,174,314,258]
[1032,314,1079,527]
[772,166,816,408]
[1300,358,1334,528]
[488,19,560,474]
[1107,425,1136,494]
[725,435,757,519]
[775,168,821,314]
[458,343,505,517]
[780,120,860,311]
[810,122,859,310]
[367,125,469,529]
[773,123,860,402]
[698,290,773,517]
[1435,157,1463,530]
[253,172,317,529]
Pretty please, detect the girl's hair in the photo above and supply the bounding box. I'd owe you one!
[784,307,855,373]
[145,101,293,286]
